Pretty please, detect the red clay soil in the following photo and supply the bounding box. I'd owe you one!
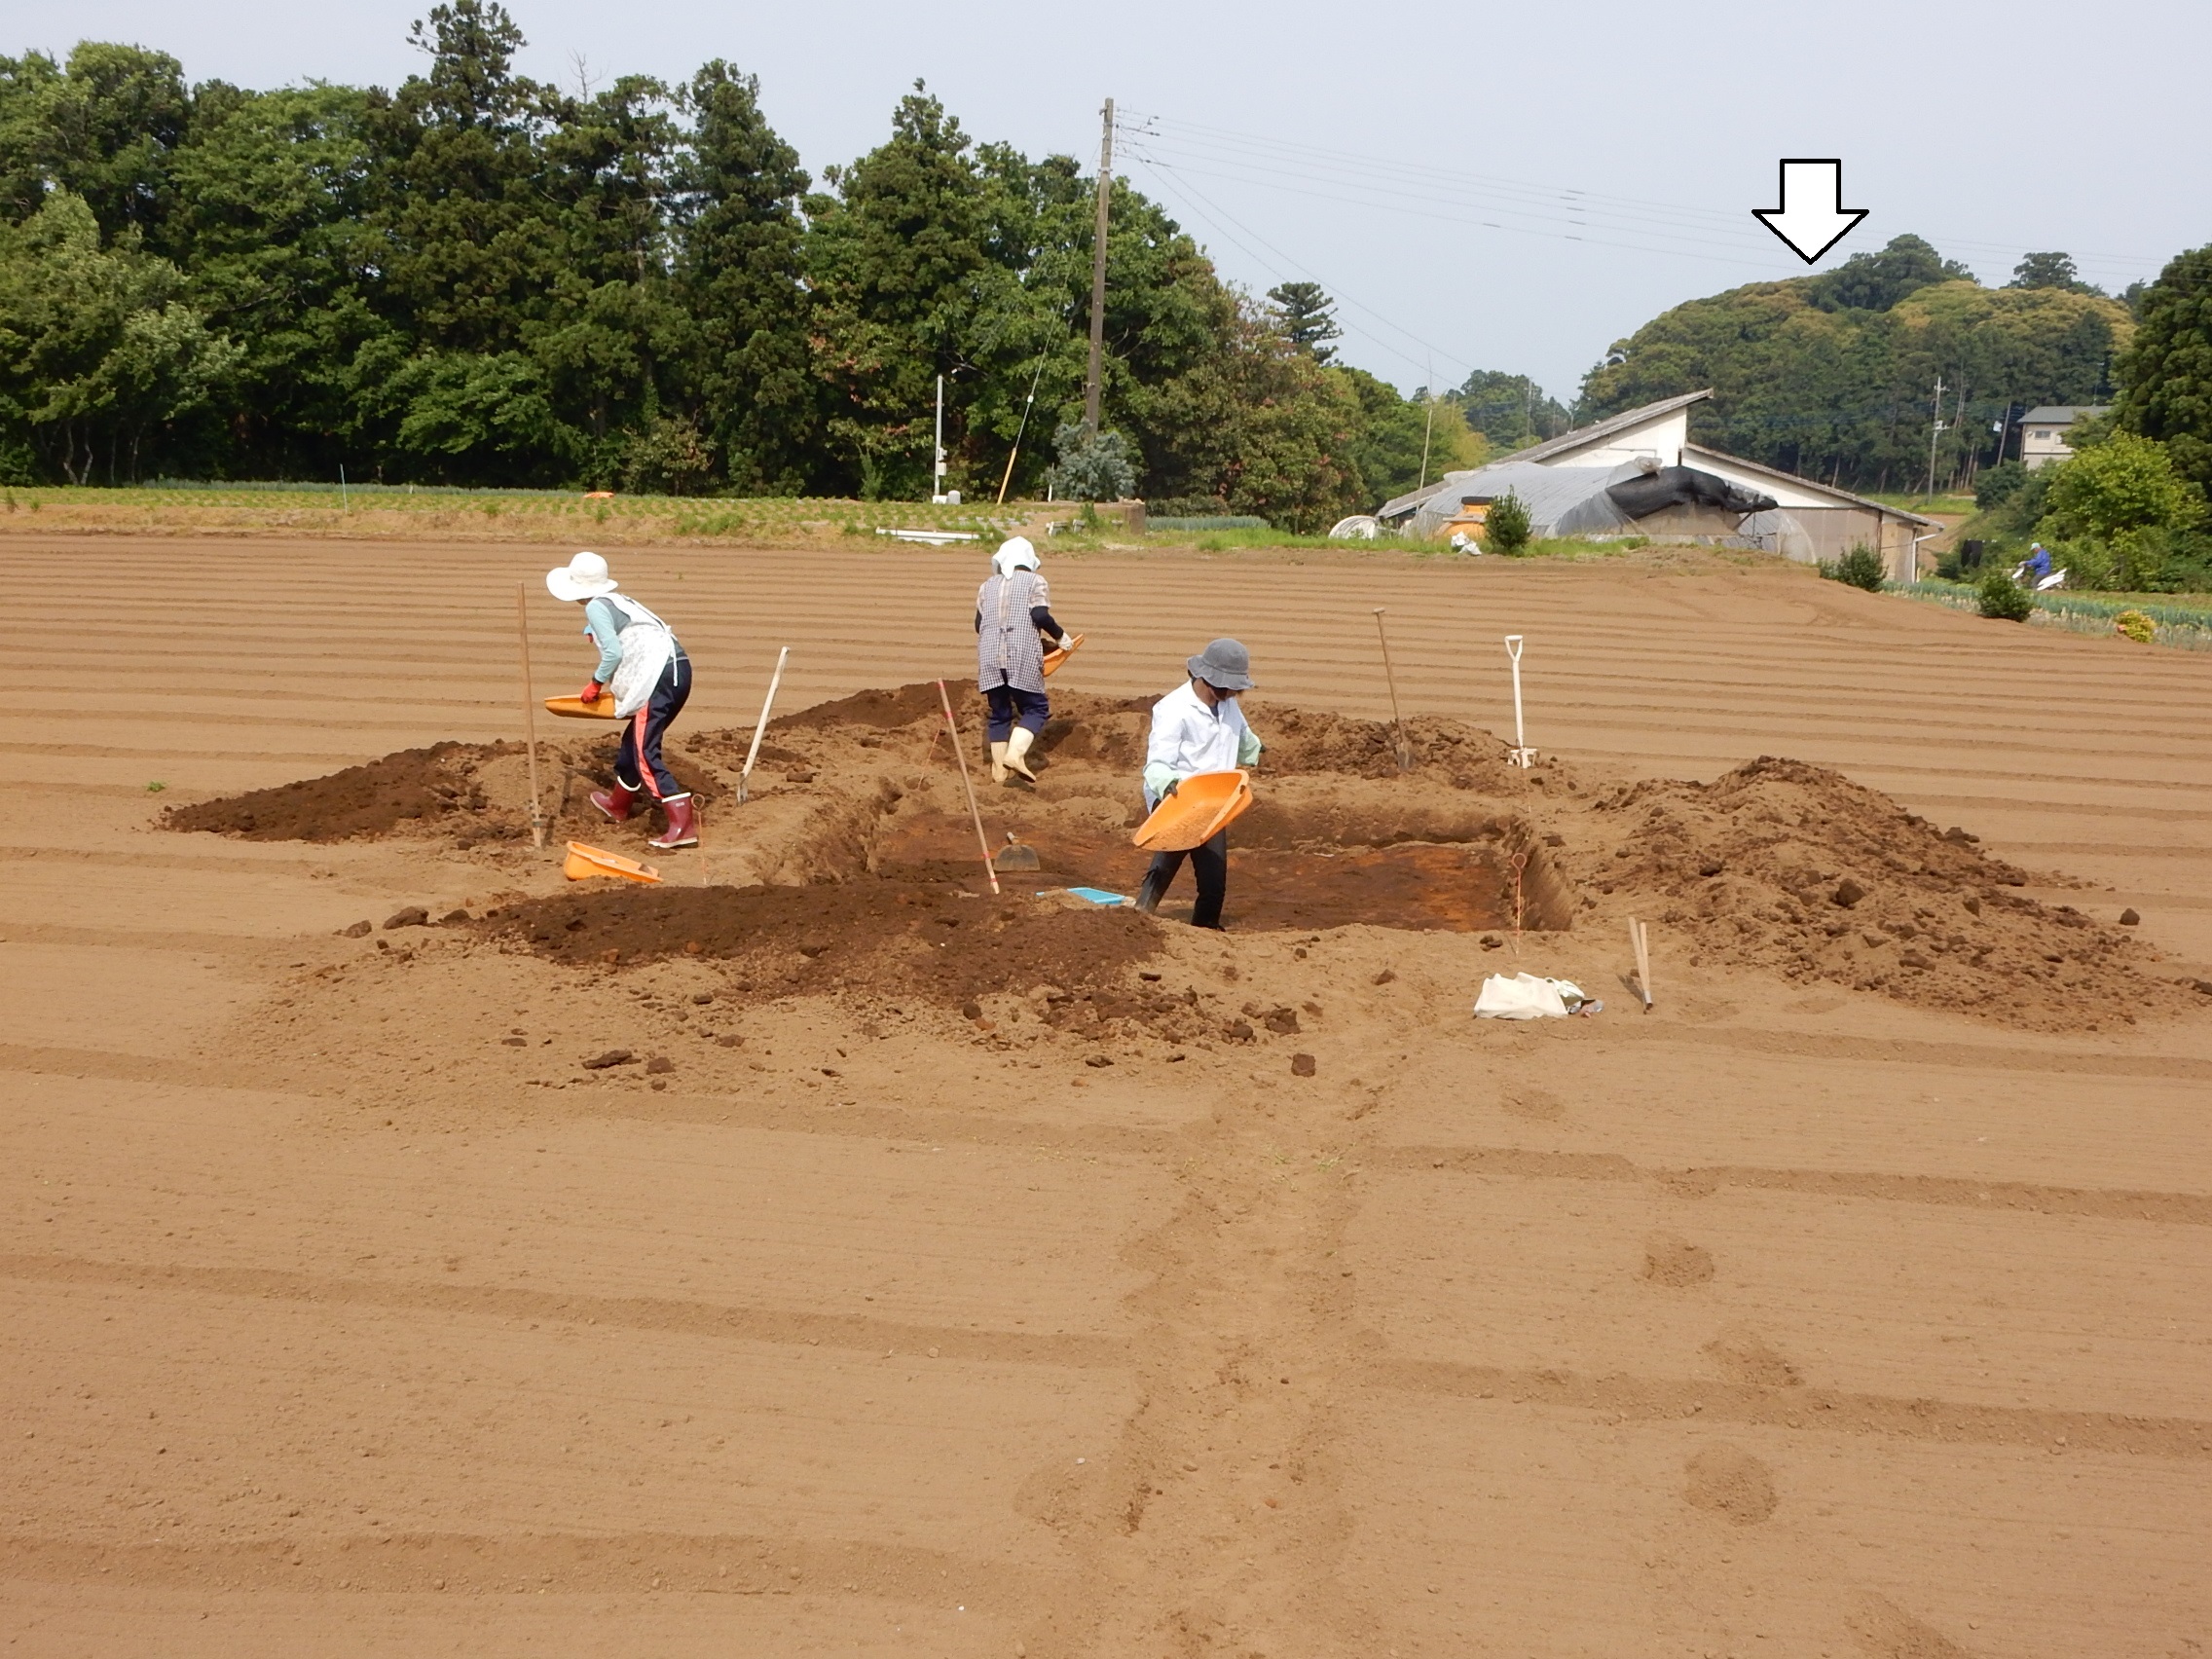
[163,735,716,844]
[1586,756,2186,1027]
[161,741,520,842]
[480,879,1176,1023]
[167,688,2189,1025]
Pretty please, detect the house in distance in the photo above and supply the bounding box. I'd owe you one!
[2018,405,2110,470]
[1375,390,1937,577]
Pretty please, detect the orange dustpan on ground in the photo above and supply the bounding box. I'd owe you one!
[1132,770,1252,853]
[563,841,662,884]
[545,694,622,719]
[1041,632,1086,677]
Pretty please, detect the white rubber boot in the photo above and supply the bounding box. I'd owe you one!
[1004,726,1038,781]
[988,741,1009,784]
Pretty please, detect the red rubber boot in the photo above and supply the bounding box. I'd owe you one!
[647,793,698,850]
[590,782,638,823]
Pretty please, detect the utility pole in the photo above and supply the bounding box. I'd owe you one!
[933,373,946,502]
[1417,355,1435,490]
[1924,375,1947,498]
[1083,98,1114,433]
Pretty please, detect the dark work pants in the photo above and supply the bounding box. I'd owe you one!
[1142,830,1229,929]
[615,654,691,798]
[982,680,1050,742]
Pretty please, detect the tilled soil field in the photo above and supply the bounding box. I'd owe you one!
[5,534,2212,1658]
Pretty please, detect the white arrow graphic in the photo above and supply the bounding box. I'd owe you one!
[1752,159,1867,264]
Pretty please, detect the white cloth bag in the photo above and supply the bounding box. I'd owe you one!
[1473,973,1587,1019]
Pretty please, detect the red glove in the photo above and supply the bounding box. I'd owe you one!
[579,681,604,704]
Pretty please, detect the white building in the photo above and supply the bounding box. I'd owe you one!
[1377,390,1937,577]
[2019,405,2108,470]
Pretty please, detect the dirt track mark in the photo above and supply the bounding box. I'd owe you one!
[1049,1085,1369,1657]
[0,924,276,955]
[0,1530,1058,1605]
[1377,1359,2212,1457]
[1619,1023,2212,1083]
[0,845,338,874]
[0,1253,1123,1367]
[1373,1142,2212,1223]
[0,1044,245,1087]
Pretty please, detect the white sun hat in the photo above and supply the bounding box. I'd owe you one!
[546,550,619,602]
[990,536,1040,575]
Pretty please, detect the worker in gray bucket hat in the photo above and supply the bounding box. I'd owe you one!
[1135,639,1264,927]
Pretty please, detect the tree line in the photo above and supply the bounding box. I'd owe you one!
[1578,235,2140,496]
[0,3,1483,527]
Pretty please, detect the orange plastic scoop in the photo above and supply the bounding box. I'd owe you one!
[1041,632,1086,678]
[563,841,662,884]
[545,694,622,719]
[1131,769,1252,852]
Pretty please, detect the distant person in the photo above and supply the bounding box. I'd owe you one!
[545,550,697,850]
[975,536,1075,784]
[2019,542,2053,582]
[1135,639,1264,929]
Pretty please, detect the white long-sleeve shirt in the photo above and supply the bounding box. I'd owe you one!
[1143,680,1262,806]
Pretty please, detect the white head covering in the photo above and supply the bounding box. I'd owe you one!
[546,550,618,602]
[990,536,1040,576]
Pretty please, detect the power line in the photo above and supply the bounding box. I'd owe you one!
[1128,151,1481,387]
[1118,107,2166,283]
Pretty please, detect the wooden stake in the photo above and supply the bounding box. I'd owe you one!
[1630,916,1653,1012]
[738,646,790,805]
[514,582,547,848]
[938,679,1001,896]
[1372,607,1413,772]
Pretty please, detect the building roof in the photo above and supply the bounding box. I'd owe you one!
[2021,405,2110,425]
[1376,388,1715,521]
[1679,444,1936,526]
[1505,388,1712,465]
[1376,476,1450,522]
[1400,461,1634,539]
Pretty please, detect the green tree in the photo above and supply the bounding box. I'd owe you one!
[1452,368,1568,450]
[2036,430,2204,542]
[2110,242,2212,494]
[1805,234,1972,313]
[1581,235,2132,492]
[804,82,1006,497]
[1484,489,1530,553]
[0,43,189,241]
[1976,565,2032,620]
[164,81,381,477]
[671,61,816,492]
[0,191,236,482]
[1047,420,1134,500]
[2009,251,2099,294]
[1265,281,1339,363]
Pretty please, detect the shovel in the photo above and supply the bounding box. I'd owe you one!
[1132,770,1253,852]
[1041,632,1086,677]
[563,841,662,884]
[994,832,1043,872]
[544,694,622,720]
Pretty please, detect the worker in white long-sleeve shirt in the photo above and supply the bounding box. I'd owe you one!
[1135,638,1263,929]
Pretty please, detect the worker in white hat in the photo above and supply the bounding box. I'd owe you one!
[544,550,697,849]
[1135,638,1262,928]
[975,536,1075,784]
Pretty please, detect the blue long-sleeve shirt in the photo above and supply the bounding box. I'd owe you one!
[583,596,626,682]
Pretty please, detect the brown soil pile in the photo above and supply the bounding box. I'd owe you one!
[1585,756,2178,1026]
[773,683,1542,791]
[162,742,522,843]
[480,879,1183,1027]
[165,734,719,845]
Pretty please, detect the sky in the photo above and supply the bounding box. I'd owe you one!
[10,0,2209,401]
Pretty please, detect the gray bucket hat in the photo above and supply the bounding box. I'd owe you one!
[1186,638,1255,690]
